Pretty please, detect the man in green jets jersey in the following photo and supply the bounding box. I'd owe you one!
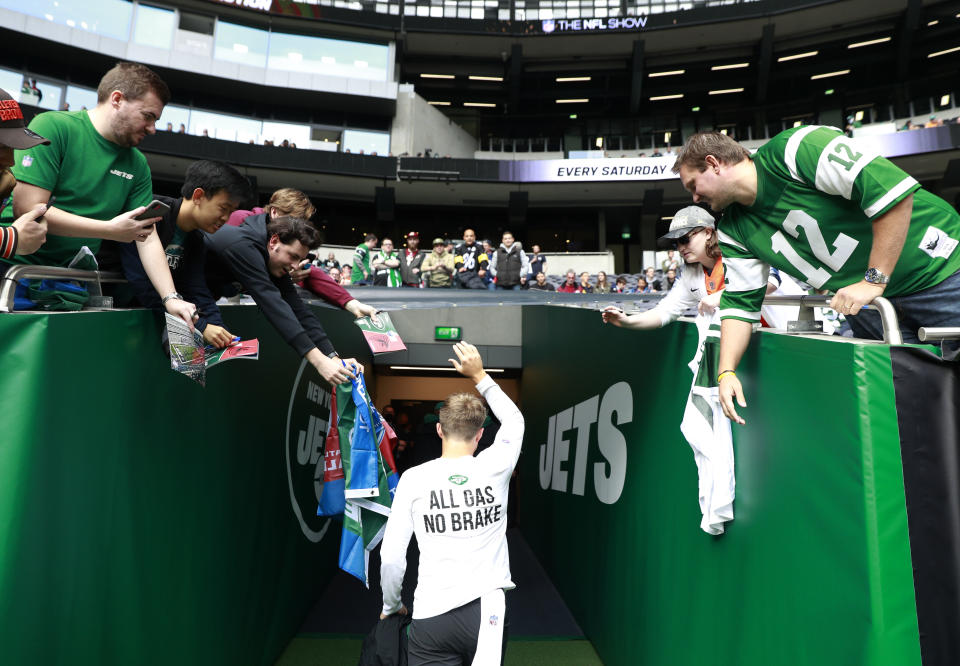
[674,127,960,425]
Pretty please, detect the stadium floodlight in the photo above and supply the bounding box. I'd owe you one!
[420,73,455,79]
[649,69,685,77]
[708,88,744,95]
[927,20,939,26]
[469,75,504,81]
[650,94,683,101]
[847,36,890,49]
[778,50,818,62]
[711,63,749,70]
[556,76,592,82]
[810,69,850,80]
[555,98,589,103]
[464,102,496,107]
[928,46,960,58]
[941,94,952,106]
[428,101,451,106]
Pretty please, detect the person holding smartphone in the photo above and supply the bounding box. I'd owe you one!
[0,63,196,327]
[0,87,51,258]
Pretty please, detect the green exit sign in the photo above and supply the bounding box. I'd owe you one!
[435,326,462,341]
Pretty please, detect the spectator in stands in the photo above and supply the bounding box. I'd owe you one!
[321,251,339,272]
[177,123,185,134]
[0,62,196,326]
[379,342,523,664]
[340,264,352,285]
[528,271,555,291]
[660,250,680,273]
[557,269,578,293]
[454,228,489,289]
[481,239,496,289]
[674,128,960,424]
[644,266,661,291]
[652,148,663,157]
[662,268,678,291]
[165,122,173,131]
[420,237,455,288]
[328,266,341,284]
[489,230,529,290]
[352,233,377,285]
[0,87,51,258]
[372,237,402,287]
[109,160,250,347]
[445,241,455,255]
[205,215,362,386]
[594,270,611,294]
[528,243,546,279]
[399,231,425,287]
[636,276,651,293]
[577,271,594,293]
[227,189,375,319]
[613,276,630,294]
[925,116,942,128]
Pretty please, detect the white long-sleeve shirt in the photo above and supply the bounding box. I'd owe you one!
[380,375,525,619]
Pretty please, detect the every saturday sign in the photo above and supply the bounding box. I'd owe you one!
[500,156,679,183]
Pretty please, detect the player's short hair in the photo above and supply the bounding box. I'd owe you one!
[671,132,750,174]
[180,160,252,204]
[364,233,378,243]
[266,188,316,220]
[439,393,487,441]
[266,216,319,248]
[97,62,170,105]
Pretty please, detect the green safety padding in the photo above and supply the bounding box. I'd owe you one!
[0,306,372,666]
[519,306,920,666]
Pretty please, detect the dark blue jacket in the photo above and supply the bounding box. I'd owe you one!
[117,195,223,333]
[203,212,335,357]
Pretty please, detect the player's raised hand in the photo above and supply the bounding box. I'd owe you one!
[449,341,486,383]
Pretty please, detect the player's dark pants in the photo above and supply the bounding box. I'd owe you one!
[407,593,508,665]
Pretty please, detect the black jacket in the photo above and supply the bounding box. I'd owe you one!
[203,213,336,357]
[358,614,411,666]
[111,195,223,333]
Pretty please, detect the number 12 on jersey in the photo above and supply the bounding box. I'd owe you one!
[770,210,859,289]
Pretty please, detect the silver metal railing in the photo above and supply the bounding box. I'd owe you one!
[760,294,903,345]
[0,265,126,313]
[918,327,960,342]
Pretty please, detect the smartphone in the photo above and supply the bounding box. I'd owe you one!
[134,199,171,224]
[35,195,56,222]
[306,252,317,262]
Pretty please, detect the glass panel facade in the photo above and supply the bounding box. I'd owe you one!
[342,129,390,155]
[267,32,389,82]
[0,0,134,40]
[159,105,191,133]
[0,68,24,101]
[214,21,270,69]
[132,4,176,49]
[65,85,98,112]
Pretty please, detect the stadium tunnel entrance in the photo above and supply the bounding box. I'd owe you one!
[1,290,958,666]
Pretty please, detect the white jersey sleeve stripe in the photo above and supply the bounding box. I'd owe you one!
[719,307,761,322]
[784,125,821,183]
[864,176,918,218]
[723,255,769,292]
[814,134,880,200]
[717,229,748,252]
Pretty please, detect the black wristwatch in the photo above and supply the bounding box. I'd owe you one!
[864,268,890,285]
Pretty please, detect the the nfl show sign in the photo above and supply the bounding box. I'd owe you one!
[541,16,648,33]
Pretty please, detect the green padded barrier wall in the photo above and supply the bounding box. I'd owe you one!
[0,305,370,666]
[519,305,921,666]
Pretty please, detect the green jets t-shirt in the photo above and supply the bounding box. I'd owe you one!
[0,109,153,267]
[718,125,960,322]
[352,243,371,282]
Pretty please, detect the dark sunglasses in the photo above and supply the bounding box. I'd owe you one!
[674,227,705,247]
